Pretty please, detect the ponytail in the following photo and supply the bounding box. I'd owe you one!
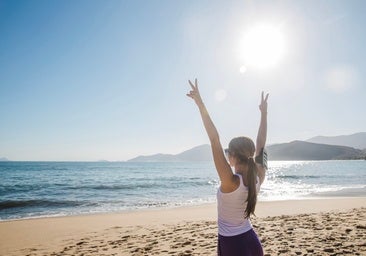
[227,136,258,218]
[245,157,257,218]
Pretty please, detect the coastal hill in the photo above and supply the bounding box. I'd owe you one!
[307,132,366,149]
[0,157,9,161]
[128,141,365,162]
[127,145,212,162]
[267,141,364,160]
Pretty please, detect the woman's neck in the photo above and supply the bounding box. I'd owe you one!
[234,164,248,175]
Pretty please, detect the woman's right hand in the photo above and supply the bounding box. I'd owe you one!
[187,78,204,106]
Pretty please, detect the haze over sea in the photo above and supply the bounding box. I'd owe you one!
[1,160,365,221]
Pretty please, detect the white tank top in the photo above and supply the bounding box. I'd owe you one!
[217,173,260,236]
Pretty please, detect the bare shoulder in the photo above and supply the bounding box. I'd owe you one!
[210,140,235,188]
[220,174,239,193]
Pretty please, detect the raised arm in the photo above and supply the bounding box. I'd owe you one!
[256,92,269,184]
[186,79,234,188]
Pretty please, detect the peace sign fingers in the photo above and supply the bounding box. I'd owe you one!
[259,91,269,113]
[187,78,203,106]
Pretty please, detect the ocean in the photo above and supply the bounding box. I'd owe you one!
[0,160,365,221]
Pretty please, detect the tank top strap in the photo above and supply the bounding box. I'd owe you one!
[235,173,260,189]
[235,173,244,188]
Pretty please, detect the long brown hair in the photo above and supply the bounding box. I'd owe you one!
[228,137,257,218]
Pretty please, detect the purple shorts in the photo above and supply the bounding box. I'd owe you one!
[218,229,264,256]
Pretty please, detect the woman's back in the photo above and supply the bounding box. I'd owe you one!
[217,173,261,236]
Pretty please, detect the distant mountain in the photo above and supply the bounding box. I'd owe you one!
[128,140,366,162]
[0,157,9,161]
[267,141,364,160]
[127,145,212,162]
[128,153,181,162]
[176,144,213,161]
[307,132,366,149]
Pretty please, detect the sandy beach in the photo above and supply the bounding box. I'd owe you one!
[0,197,365,256]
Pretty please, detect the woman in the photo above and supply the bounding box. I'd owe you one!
[187,79,268,256]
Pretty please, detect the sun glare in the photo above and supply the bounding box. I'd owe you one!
[239,24,286,69]
[215,89,227,102]
[239,65,247,73]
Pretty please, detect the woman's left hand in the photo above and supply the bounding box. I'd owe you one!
[259,91,269,114]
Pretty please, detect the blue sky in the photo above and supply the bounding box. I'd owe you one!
[1,0,365,161]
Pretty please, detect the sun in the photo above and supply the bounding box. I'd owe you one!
[239,24,286,69]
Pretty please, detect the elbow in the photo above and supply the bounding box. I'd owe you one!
[209,133,220,144]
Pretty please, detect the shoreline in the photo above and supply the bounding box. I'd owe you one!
[0,197,365,255]
[1,195,365,223]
